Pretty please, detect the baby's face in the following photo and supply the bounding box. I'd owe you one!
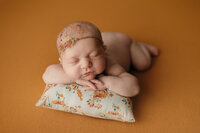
[60,38,106,81]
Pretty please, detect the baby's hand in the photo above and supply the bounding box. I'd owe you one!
[93,83,107,90]
[75,79,104,90]
[90,79,107,90]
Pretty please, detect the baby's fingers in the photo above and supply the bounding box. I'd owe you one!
[76,79,97,90]
[90,79,104,86]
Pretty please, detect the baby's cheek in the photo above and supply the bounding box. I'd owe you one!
[94,59,106,74]
[64,66,79,79]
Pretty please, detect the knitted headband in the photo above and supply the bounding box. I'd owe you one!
[58,36,103,55]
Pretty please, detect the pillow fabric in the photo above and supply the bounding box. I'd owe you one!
[35,83,135,122]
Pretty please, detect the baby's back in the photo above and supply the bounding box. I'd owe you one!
[101,32,132,72]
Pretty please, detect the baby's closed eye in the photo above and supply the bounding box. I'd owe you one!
[69,58,79,64]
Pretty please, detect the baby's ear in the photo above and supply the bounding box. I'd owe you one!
[59,57,62,64]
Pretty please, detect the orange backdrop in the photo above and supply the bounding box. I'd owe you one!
[0,0,200,132]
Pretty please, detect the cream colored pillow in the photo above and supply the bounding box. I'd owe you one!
[35,83,135,122]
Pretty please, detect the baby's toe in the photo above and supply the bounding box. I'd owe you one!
[151,47,159,56]
[146,44,159,56]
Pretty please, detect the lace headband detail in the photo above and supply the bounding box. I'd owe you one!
[58,36,103,55]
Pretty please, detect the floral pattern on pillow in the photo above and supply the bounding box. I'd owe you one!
[36,83,135,122]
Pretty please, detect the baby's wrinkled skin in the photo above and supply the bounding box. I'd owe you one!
[43,21,159,97]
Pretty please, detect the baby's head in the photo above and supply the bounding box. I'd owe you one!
[56,21,106,81]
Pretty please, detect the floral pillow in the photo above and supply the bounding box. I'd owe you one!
[35,83,135,122]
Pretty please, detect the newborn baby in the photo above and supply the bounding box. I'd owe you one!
[43,21,159,97]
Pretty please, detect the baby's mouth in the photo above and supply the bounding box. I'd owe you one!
[81,72,96,80]
[83,72,92,76]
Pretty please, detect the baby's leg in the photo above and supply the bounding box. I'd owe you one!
[130,41,159,71]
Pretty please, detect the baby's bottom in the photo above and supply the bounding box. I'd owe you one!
[102,32,159,72]
[130,40,159,71]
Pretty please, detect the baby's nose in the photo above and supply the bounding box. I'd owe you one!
[81,58,92,69]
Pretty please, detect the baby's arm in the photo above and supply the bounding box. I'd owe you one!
[98,64,140,97]
[42,64,102,90]
[42,64,74,84]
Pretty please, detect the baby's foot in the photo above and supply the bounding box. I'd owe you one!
[145,43,159,56]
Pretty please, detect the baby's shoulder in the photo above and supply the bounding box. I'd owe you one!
[104,52,116,67]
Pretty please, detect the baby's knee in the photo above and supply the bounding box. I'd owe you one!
[135,58,151,71]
